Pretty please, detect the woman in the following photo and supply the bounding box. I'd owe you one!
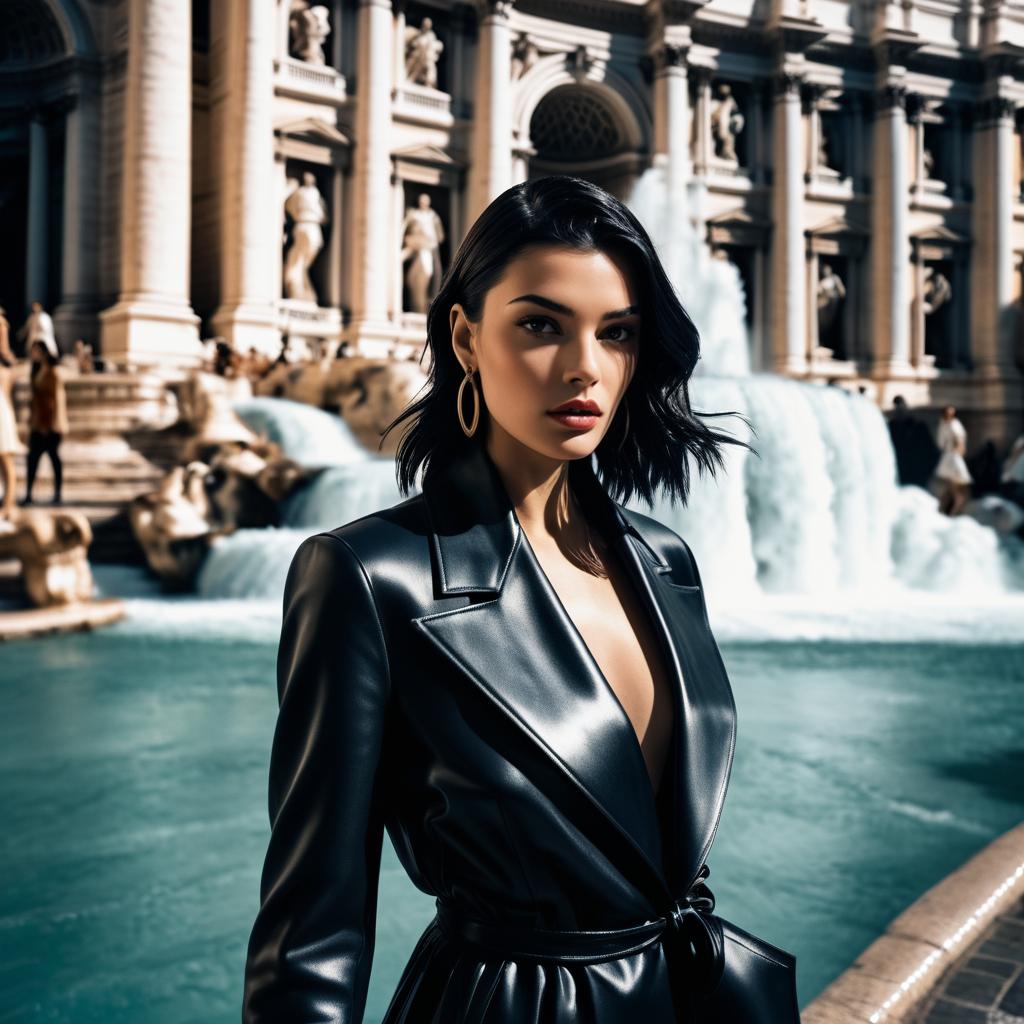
[934,404,972,516]
[0,307,21,518]
[24,338,68,506]
[242,176,800,1023]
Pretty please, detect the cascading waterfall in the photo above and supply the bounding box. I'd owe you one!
[624,165,1023,598]
[195,168,1024,603]
[196,402,403,600]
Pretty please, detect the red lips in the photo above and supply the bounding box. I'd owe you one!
[548,398,602,414]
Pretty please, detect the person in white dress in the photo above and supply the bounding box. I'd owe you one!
[15,300,57,360]
[0,307,22,519]
[934,404,972,516]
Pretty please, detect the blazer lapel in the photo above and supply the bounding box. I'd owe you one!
[609,506,738,896]
[411,441,736,908]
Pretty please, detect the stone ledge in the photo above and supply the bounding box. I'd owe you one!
[0,599,126,642]
[804,823,1024,1023]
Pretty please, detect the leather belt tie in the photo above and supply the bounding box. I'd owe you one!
[435,862,725,988]
[662,862,727,998]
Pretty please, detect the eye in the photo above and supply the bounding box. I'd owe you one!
[603,324,637,344]
[518,315,558,334]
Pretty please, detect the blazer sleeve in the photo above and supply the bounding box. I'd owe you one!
[242,532,392,1024]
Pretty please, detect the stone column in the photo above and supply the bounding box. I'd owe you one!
[970,94,1017,380]
[25,111,49,313]
[467,0,514,224]
[769,71,808,375]
[99,0,201,369]
[393,4,406,85]
[209,0,280,355]
[965,99,1021,443]
[650,44,691,198]
[693,68,712,175]
[276,0,291,61]
[868,82,912,379]
[54,90,103,346]
[392,174,405,319]
[347,0,394,354]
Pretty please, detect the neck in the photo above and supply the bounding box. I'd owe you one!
[484,425,606,571]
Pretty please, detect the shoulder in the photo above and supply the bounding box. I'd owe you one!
[293,491,431,582]
[617,506,702,588]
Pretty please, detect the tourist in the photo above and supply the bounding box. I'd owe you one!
[934,404,973,516]
[23,338,68,506]
[200,337,219,372]
[15,300,57,360]
[0,307,20,519]
[241,346,272,383]
[887,394,940,488]
[73,339,95,374]
[213,338,242,378]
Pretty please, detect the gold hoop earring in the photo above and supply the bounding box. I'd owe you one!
[615,400,630,450]
[457,364,480,437]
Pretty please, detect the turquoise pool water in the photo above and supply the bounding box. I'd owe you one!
[2,627,1022,1023]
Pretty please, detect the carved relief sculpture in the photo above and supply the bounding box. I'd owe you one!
[817,263,846,335]
[922,265,952,316]
[711,83,744,163]
[510,31,539,81]
[283,172,329,303]
[400,193,446,313]
[405,17,444,89]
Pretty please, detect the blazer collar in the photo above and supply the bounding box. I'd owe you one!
[421,440,670,597]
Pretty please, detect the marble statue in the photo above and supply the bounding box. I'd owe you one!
[405,17,444,88]
[817,263,847,334]
[289,1,331,65]
[130,441,311,589]
[711,83,744,163]
[923,265,952,315]
[283,171,329,303]
[0,508,94,606]
[922,147,935,180]
[511,32,539,80]
[400,192,445,313]
[330,357,430,456]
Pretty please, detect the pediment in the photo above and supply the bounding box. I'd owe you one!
[274,117,350,146]
[910,223,969,244]
[806,214,870,237]
[706,208,771,229]
[391,143,464,168]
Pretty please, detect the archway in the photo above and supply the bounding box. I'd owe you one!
[0,0,99,348]
[527,83,643,200]
[0,2,70,332]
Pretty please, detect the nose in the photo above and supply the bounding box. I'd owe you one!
[562,331,601,386]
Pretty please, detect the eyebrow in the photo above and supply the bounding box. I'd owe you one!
[506,293,640,320]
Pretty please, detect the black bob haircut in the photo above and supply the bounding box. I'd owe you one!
[382,174,755,509]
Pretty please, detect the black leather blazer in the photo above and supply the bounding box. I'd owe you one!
[242,440,801,1023]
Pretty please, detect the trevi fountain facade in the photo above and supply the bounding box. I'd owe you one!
[2,4,1024,1022]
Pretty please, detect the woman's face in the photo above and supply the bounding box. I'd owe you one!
[451,244,641,464]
